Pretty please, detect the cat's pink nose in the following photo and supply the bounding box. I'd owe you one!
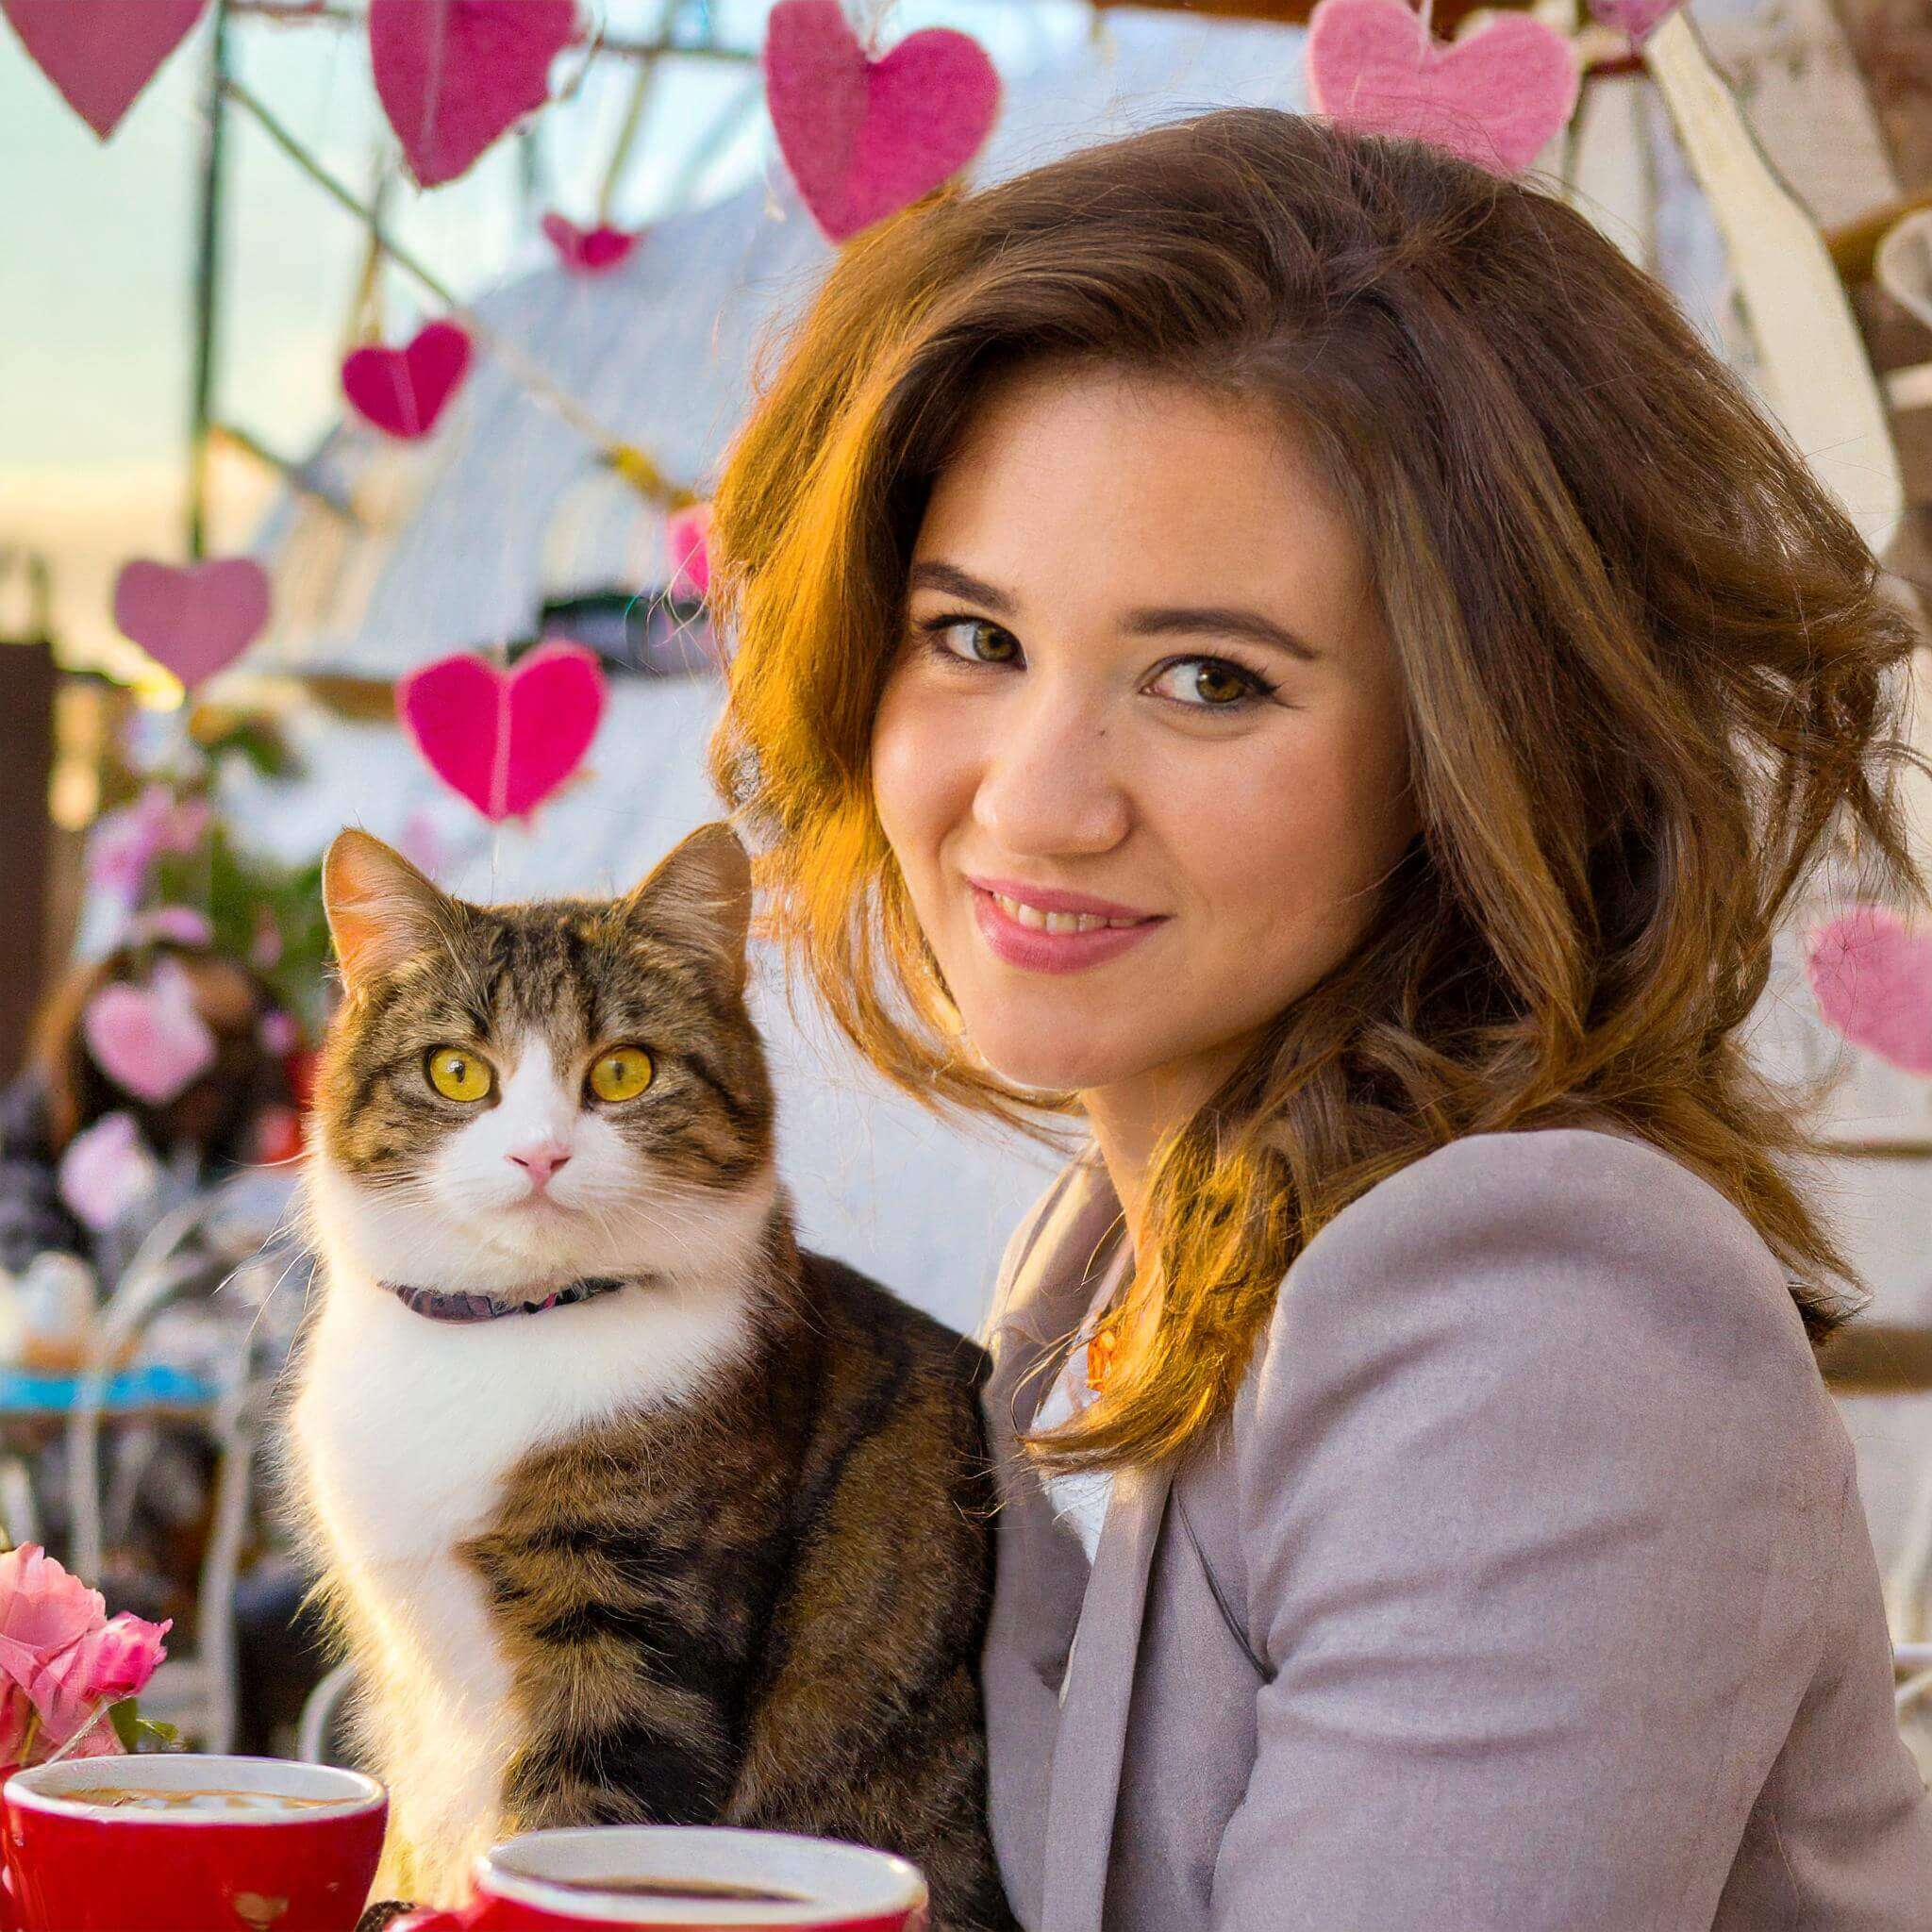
[508,1142,573,1191]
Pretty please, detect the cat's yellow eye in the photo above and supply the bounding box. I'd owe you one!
[426,1046,495,1103]
[589,1046,654,1103]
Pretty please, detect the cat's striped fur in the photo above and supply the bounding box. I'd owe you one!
[281,824,1015,1929]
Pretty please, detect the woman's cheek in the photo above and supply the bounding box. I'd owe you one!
[871,676,984,874]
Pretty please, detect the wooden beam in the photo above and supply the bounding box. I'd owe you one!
[0,637,57,1083]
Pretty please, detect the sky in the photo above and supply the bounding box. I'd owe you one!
[0,0,1086,663]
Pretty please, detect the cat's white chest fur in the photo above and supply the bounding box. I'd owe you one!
[288,1160,770,1903]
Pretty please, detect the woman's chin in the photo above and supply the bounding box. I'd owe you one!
[970,1032,1144,1100]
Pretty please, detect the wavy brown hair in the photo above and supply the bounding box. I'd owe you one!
[711,108,1928,1473]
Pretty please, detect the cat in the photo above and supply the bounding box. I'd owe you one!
[279,822,1017,1931]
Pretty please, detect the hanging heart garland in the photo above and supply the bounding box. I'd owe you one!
[112,558,271,689]
[666,505,713,602]
[397,641,607,824]
[58,1113,163,1234]
[341,320,473,441]
[1806,905,1932,1076]
[1,0,207,141]
[541,212,641,275]
[763,0,1002,243]
[368,0,577,190]
[1306,0,1579,177]
[81,959,218,1107]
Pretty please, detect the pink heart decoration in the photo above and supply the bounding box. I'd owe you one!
[666,504,712,602]
[82,959,218,1107]
[1306,0,1579,177]
[369,0,577,189]
[1806,905,1932,1076]
[341,321,473,441]
[112,558,270,688]
[57,1113,161,1235]
[397,641,607,823]
[1589,0,1683,41]
[541,212,639,275]
[2,0,207,140]
[763,0,1001,243]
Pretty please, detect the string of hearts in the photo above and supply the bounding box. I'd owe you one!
[42,0,1690,826]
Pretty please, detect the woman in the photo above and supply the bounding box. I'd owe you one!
[711,109,1932,1926]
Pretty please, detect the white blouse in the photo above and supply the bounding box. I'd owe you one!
[1029,1238,1132,1564]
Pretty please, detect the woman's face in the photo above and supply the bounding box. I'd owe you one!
[871,361,1417,1108]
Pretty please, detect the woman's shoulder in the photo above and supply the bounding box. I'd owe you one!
[1294,1124,1800,1338]
[1242,1124,1840,1476]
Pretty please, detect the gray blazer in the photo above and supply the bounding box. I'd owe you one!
[979,1126,1932,1930]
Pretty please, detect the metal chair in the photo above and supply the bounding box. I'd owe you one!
[62,1171,304,1752]
[296,1659,358,1768]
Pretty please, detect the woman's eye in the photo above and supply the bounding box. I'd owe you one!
[588,1046,655,1103]
[425,1046,495,1103]
[1146,657,1273,709]
[927,618,1022,667]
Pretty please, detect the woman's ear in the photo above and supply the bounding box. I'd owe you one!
[322,828,458,997]
[619,822,753,996]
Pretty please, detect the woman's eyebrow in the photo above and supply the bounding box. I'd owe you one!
[1124,605,1323,663]
[907,560,1018,616]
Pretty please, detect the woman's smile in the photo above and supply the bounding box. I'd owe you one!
[967,876,1168,974]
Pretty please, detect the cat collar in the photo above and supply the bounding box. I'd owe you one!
[377,1274,639,1324]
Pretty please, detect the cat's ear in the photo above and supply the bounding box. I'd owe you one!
[621,823,752,995]
[322,829,459,996]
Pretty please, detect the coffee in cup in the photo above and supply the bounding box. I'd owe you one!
[389,1824,930,1930]
[3,1752,388,1932]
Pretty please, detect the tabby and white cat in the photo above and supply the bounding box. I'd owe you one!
[282,824,1014,1930]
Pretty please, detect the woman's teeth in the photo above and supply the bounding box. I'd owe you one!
[991,891,1145,933]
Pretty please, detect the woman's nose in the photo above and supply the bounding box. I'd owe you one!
[971,690,1129,857]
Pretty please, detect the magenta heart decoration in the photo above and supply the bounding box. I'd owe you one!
[1806,904,1932,1076]
[763,0,1001,243]
[1588,0,1683,42]
[666,504,713,602]
[2,0,207,140]
[82,959,218,1107]
[1306,0,1579,177]
[112,558,270,688]
[341,321,473,441]
[541,212,640,275]
[369,0,577,189]
[397,641,607,823]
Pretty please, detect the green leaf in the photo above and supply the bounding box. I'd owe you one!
[105,1701,182,1754]
[107,1699,140,1750]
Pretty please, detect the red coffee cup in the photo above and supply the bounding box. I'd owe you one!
[2,1752,387,1932]
[390,1825,929,1931]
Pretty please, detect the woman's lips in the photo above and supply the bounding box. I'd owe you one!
[969,883,1166,975]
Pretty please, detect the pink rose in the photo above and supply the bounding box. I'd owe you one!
[0,1547,105,1687]
[29,1612,171,1743]
[0,1547,168,1757]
